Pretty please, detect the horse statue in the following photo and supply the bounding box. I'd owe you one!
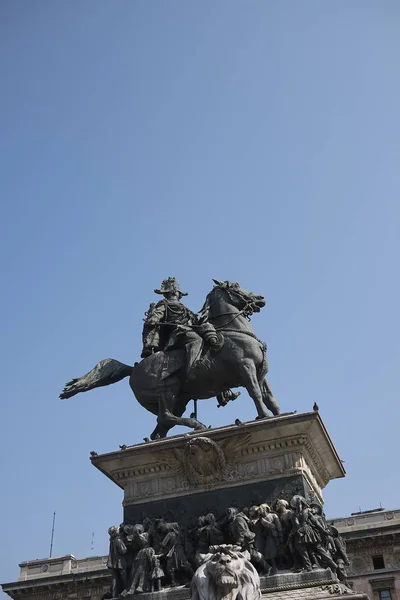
[60,280,280,439]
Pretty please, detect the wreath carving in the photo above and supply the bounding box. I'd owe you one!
[183,437,227,485]
[153,434,250,488]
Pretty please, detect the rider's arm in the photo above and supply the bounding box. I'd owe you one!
[146,302,166,325]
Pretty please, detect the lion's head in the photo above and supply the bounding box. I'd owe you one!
[191,545,260,600]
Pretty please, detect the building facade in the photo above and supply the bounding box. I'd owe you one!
[4,507,400,600]
[328,508,400,600]
[1,554,110,600]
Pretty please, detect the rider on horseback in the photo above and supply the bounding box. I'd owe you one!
[60,277,278,437]
[141,277,217,376]
[141,277,239,405]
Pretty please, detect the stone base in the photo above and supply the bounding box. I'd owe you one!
[260,568,354,594]
[91,411,345,525]
[110,570,368,600]
[124,473,310,525]
[90,412,366,600]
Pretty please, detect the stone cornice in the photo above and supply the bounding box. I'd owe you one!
[91,412,344,477]
[90,412,344,508]
[346,532,400,551]
[2,569,109,597]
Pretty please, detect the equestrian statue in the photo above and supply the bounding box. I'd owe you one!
[60,278,280,439]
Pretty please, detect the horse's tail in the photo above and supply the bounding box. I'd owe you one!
[59,358,134,399]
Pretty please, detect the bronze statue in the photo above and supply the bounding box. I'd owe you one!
[257,504,283,575]
[140,278,206,375]
[274,499,300,570]
[203,513,225,547]
[106,526,129,597]
[308,501,338,572]
[223,507,259,555]
[192,516,209,567]
[149,552,164,591]
[289,496,337,573]
[107,492,351,595]
[329,525,350,583]
[141,303,160,358]
[193,513,225,567]
[122,524,152,595]
[60,278,280,440]
[159,521,193,586]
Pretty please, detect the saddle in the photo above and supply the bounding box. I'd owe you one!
[140,337,223,382]
[140,350,185,381]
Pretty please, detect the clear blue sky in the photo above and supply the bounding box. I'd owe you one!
[1,0,399,590]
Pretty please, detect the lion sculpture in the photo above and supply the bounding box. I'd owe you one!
[191,545,261,600]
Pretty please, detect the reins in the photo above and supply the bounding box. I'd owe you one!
[157,288,266,349]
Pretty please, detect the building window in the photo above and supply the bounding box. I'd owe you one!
[372,555,385,569]
[370,577,395,600]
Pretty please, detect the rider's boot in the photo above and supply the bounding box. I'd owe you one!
[141,345,152,359]
[216,389,241,406]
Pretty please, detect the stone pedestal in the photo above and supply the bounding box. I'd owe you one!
[111,570,368,600]
[91,411,345,524]
[90,412,370,600]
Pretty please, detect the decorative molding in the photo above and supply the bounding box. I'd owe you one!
[348,556,368,575]
[3,575,110,600]
[115,434,329,484]
[304,436,331,487]
[119,433,328,506]
[347,541,394,555]
[155,435,251,487]
[259,578,348,594]
[92,413,345,492]
[320,583,354,595]
[9,584,111,600]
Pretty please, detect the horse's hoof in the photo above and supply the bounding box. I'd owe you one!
[194,423,208,432]
[256,414,271,420]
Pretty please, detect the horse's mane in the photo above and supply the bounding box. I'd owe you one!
[200,281,253,325]
[199,288,217,324]
[199,283,245,324]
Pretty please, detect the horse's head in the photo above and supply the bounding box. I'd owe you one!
[212,279,266,317]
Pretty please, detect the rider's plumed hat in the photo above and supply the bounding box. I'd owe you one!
[154,277,188,298]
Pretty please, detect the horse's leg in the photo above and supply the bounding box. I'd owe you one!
[261,378,281,416]
[239,359,269,418]
[149,384,177,440]
[151,389,207,439]
[150,422,170,440]
[151,396,205,439]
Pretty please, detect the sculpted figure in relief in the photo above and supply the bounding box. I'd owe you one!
[106,526,128,598]
[122,524,152,595]
[106,493,352,596]
[329,525,350,583]
[274,499,301,570]
[289,496,337,573]
[257,504,283,575]
[159,521,194,586]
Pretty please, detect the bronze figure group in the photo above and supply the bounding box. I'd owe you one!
[107,494,350,597]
